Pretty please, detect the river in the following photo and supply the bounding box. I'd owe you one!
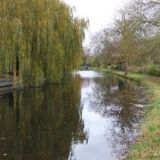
[0,71,146,160]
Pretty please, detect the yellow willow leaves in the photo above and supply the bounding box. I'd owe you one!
[0,0,87,86]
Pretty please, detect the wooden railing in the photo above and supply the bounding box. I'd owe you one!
[0,78,22,94]
[0,79,13,87]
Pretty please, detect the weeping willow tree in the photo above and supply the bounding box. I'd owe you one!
[0,0,87,86]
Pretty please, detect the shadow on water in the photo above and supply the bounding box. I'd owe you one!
[0,71,147,160]
[0,77,88,160]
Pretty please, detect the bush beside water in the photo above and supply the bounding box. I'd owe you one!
[148,65,160,77]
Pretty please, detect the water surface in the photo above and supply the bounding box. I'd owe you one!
[0,71,146,160]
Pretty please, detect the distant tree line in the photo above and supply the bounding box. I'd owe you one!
[0,0,87,86]
[89,0,160,75]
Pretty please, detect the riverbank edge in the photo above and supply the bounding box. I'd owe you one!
[93,68,160,160]
[0,81,23,94]
[0,77,70,94]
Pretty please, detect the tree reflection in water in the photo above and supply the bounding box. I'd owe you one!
[0,77,88,160]
[0,72,147,160]
[89,76,146,158]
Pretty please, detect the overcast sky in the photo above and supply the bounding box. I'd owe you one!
[64,0,125,46]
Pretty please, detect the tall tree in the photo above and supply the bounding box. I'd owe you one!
[0,0,88,86]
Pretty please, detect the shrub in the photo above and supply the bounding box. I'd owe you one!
[148,65,160,77]
[110,64,118,70]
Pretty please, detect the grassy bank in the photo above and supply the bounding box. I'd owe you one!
[95,68,160,160]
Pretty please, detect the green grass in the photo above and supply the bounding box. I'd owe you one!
[128,82,160,160]
[94,68,145,82]
[94,68,160,160]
